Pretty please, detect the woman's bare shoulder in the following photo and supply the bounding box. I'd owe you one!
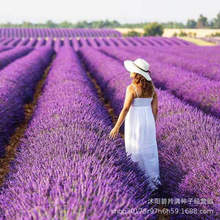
[126,84,135,96]
[126,84,133,90]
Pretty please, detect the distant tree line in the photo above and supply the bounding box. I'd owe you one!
[0,12,219,29]
[123,22,164,37]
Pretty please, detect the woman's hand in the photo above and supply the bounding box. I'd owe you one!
[109,126,119,140]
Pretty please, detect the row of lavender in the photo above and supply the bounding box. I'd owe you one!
[0,37,193,153]
[1,36,217,57]
[2,35,218,73]
[98,46,220,118]
[0,36,192,51]
[0,46,54,156]
[123,44,220,81]
[0,46,33,70]
[78,46,220,219]
[1,37,219,80]
[0,46,156,219]
[0,39,219,118]
[0,28,122,37]
[0,46,12,53]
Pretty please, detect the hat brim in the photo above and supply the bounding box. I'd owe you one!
[123,60,152,81]
[124,60,137,72]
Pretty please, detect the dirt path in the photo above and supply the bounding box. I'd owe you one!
[83,63,124,139]
[0,54,56,188]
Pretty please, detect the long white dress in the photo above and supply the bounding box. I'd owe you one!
[125,84,162,191]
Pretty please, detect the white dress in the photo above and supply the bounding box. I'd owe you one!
[125,84,162,191]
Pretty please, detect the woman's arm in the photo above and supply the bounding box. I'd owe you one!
[151,91,158,122]
[109,85,134,139]
[114,85,134,129]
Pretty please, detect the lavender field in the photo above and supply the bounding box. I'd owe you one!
[0,28,219,220]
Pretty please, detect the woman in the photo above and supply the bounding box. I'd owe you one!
[109,58,162,192]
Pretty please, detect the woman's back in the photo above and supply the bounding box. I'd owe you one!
[131,83,154,107]
[131,83,155,99]
[124,83,161,191]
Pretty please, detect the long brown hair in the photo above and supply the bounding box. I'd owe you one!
[132,71,155,97]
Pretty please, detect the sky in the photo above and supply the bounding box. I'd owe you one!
[0,0,219,24]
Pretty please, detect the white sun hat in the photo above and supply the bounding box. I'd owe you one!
[123,58,152,81]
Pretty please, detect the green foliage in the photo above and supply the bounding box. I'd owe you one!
[186,19,197,28]
[120,22,151,28]
[211,32,220,37]
[179,29,187,36]
[123,30,141,37]
[213,12,220,28]
[143,22,164,36]
[0,11,219,29]
[196,14,209,28]
[60,21,74,28]
[46,20,57,28]
[161,21,185,28]
[73,19,121,28]
[188,32,197,37]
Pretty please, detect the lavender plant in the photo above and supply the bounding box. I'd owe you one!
[0,46,54,157]
[78,46,220,219]
[0,46,156,219]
